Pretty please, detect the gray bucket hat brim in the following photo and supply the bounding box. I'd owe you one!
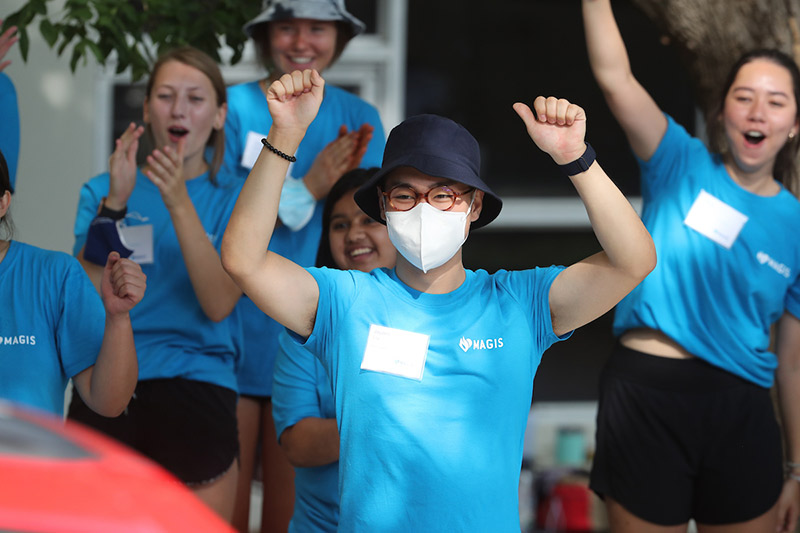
[243,0,366,38]
[354,114,503,230]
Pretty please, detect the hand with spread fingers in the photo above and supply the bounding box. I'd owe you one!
[107,122,145,210]
[144,137,190,210]
[0,21,18,72]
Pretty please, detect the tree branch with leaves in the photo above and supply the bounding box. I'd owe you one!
[1,0,261,80]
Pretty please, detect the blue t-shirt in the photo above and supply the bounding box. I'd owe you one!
[73,169,243,391]
[225,80,385,396]
[302,266,568,532]
[273,330,338,533]
[0,241,105,416]
[0,73,20,191]
[614,115,800,387]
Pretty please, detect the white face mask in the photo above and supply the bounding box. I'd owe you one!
[385,200,472,273]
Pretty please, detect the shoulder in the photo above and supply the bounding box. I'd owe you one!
[0,72,15,95]
[324,85,379,113]
[227,81,263,106]
[11,242,82,279]
[657,114,710,158]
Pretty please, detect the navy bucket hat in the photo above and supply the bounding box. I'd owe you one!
[354,114,503,230]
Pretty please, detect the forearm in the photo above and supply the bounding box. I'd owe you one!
[777,314,800,466]
[280,417,339,468]
[77,247,105,293]
[582,0,634,93]
[168,199,241,322]
[569,162,655,278]
[222,129,303,285]
[75,312,138,417]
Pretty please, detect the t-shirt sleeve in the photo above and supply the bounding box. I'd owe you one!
[0,73,20,192]
[272,329,328,441]
[57,258,106,378]
[73,181,104,257]
[636,114,696,199]
[500,266,572,356]
[299,267,358,372]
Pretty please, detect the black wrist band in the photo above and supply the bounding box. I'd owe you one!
[98,197,127,220]
[558,143,596,176]
[261,138,297,163]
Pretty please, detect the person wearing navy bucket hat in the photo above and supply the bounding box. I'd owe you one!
[222,68,656,531]
[223,1,386,531]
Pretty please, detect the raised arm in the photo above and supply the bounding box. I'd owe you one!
[775,312,800,533]
[72,252,146,417]
[514,96,655,337]
[221,70,325,338]
[582,0,666,159]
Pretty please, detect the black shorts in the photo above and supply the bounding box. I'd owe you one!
[68,378,239,485]
[589,344,783,526]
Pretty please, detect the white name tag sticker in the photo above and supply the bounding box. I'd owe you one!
[241,130,267,170]
[119,224,154,264]
[683,190,748,249]
[361,324,429,381]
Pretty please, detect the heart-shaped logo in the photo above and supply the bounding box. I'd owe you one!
[459,337,472,352]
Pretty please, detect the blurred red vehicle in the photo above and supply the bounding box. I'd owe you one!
[0,400,234,533]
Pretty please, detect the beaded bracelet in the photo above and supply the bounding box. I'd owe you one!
[261,138,297,163]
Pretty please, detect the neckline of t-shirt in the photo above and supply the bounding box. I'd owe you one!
[382,267,473,308]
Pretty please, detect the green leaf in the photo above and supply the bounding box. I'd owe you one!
[69,40,86,72]
[18,27,29,61]
[84,39,105,64]
[39,19,58,47]
[30,0,48,16]
[69,6,94,22]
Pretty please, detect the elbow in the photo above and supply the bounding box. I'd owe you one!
[632,239,657,282]
[87,398,128,418]
[220,242,244,282]
[280,439,308,468]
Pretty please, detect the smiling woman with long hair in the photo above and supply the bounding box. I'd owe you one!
[583,1,800,531]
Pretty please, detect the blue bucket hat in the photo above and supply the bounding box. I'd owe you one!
[244,0,366,38]
[354,114,503,230]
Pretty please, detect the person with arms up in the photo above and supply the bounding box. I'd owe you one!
[67,47,244,521]
[221,68,656,531]
[583,1,800,532]
[0,149,145,418]
[272,166,395,532]
[225,2,385,530]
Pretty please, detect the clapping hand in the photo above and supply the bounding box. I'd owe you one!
[0,21,18,73]
[144,135,189,209]
[108,122,145,210]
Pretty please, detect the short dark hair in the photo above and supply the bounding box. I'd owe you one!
[316,167,380,268]
[706,48,800,195]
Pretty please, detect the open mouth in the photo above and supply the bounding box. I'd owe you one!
[743,130,766,146]
[289,56,313,65]
[167,127,189,143]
